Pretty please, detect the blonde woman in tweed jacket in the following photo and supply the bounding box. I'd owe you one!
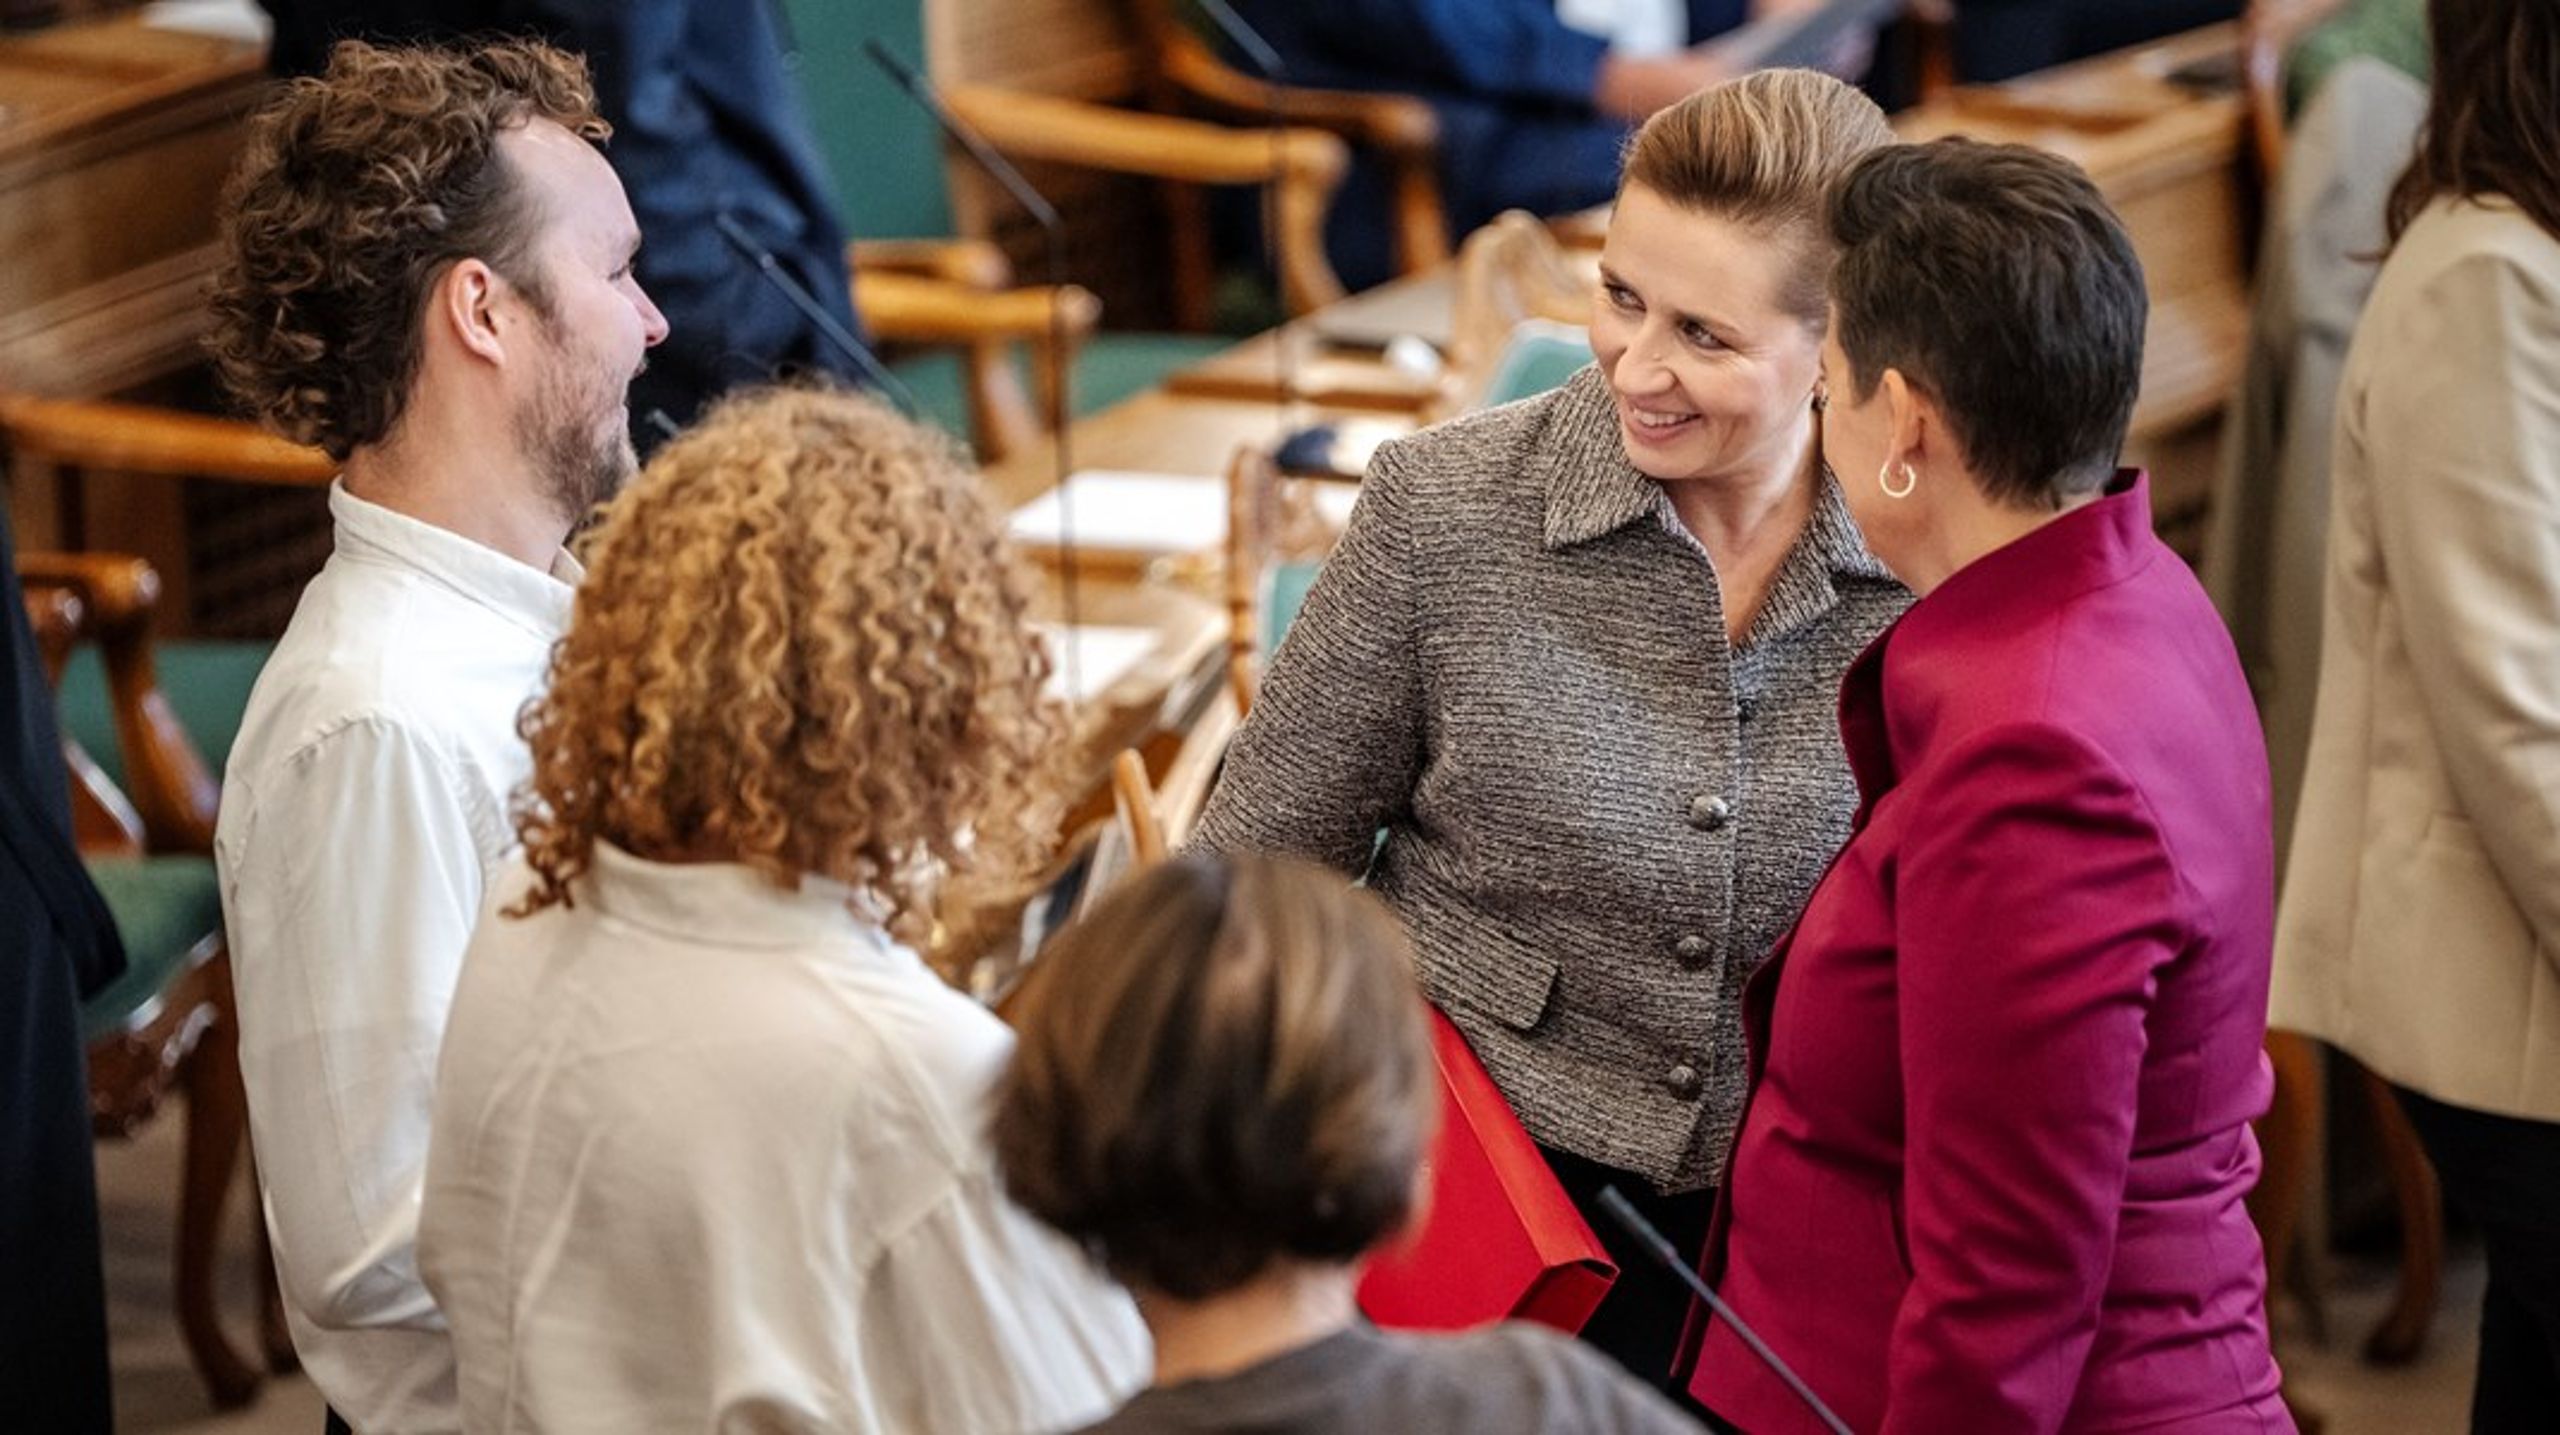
[1192,70,1909,1388]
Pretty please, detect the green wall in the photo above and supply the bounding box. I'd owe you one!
[779,0,949,240]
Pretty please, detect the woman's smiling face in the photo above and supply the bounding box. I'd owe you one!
[1589,182,1825,488]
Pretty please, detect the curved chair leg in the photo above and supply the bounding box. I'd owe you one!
[177,966,261,1409]
[2251,1031,2326,1435]
[2358,1064,2443,1366]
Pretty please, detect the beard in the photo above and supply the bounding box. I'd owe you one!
[516,356,638,525]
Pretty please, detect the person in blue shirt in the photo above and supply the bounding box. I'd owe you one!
[1233,0,1793,290]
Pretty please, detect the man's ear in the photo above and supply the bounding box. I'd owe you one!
[435,257,509,368]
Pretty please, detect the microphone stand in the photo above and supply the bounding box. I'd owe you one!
[711,210,924,418]
[865,39,1085,702]
[1597,1186,1854,1435]
[1184,0,1298,440]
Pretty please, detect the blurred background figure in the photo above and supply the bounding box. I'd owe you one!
[1227,0,1884,289]
[0,507,125,1435]
[2272,1,2560,1429]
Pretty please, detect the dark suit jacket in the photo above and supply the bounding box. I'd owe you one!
[1231,0,1747,289]
[1692,474,2290,1434]
[1,509,123,1434]
[259,0,867,444]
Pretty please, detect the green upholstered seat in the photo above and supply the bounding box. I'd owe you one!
[78,854,223,1043]
[1480,323,1594,410]
[2287,0,2428,116]
[55,641,271,793]
[1265,560,1323,658]
[890,333,1236,451]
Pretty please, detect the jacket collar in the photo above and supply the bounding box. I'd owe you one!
[1837,469,2158,797]
[1895,468,2157,653]
[1534,366,1894,641]
[578,839,907,959]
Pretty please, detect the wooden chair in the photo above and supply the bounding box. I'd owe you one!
[1222,441,1353,717]
[1128,0,1452,278]
[1429,211,1595,423]
[923,0,1352,327]
[850,238,1105,463]
[18,550,291,1410]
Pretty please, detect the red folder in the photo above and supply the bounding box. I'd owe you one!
[1357,1006,1618,1333]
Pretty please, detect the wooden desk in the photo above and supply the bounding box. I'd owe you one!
[0,9,266,398]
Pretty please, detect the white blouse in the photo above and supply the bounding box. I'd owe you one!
[420,844,1148,1433]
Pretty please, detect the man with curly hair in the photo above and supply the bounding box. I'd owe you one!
[207,37,665,1434]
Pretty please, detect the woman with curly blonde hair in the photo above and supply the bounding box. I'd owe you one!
[417,386,1147,1434]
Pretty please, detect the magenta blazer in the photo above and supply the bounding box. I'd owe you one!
[1688,475,2293,1434]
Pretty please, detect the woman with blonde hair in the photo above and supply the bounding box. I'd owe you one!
[417,386,1146,1433]
[1191,68,1906,1383]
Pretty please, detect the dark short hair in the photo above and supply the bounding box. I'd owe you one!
[1827,138,2147,508]
[992,854,1436,1301]
[206,39,606,461]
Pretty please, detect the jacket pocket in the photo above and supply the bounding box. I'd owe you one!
[1434,925,1563,1034]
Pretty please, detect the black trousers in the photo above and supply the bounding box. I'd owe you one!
[1539,1144,1717,1394]
[2393,1085,2560,1435]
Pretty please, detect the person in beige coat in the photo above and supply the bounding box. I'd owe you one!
[2270,2,2560,1428]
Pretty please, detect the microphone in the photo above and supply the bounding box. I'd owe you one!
[1187,0,1283,79]
[1597,1186,1853,1435]
[864,38,1086,701]
[710,210,923,418]
[642,408,683,446]
[1181,0,1297,432]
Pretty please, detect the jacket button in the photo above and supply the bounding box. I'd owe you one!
[1736,697,1758,724]
[1687,793,1733,831]
[1667,1063,1703,1100]
[1675,934,1712,970]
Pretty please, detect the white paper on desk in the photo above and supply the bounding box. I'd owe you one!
[1010,471,1225,556]
[1311,484,1362,530]
[1033,623,1158,704]
[140,0,272,42]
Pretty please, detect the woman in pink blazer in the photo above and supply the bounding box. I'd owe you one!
[1687,139,2293,1434]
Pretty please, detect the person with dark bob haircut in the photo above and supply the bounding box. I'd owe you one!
[1685,138,2293,1433]
[994,854,1700,1433]
[2272,1,2560,1429]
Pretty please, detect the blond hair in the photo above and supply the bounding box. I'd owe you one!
[509,387,1063,939]
[1620,68,1896,323]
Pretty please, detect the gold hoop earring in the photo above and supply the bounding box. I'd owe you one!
[1879,460,1918,500]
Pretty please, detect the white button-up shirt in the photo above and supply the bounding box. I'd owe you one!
[420,845,1150,1434]
[217,483,577,1434]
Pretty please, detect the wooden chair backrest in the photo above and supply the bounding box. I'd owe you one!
[16,552,212,857]
[1433,212,1593,422]
[922,0,1191,327]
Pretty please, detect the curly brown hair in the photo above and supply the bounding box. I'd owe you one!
[206,39,605,461]
[509,386,1066,941]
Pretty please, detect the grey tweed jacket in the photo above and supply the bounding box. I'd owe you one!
[1192,367,1909,1192]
